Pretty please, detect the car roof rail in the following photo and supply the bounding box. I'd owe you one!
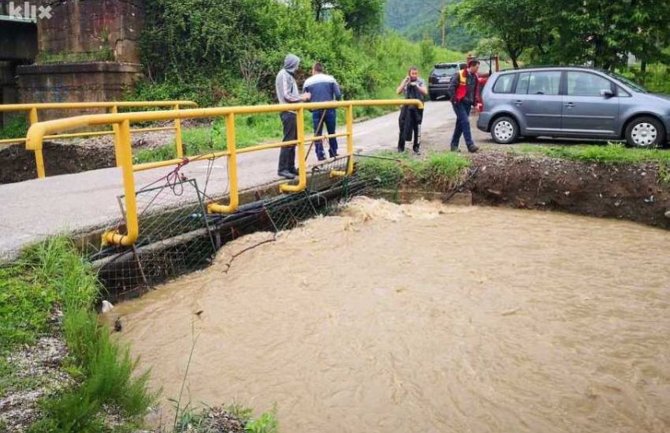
[434,62,466,68]
[500,65,607,72]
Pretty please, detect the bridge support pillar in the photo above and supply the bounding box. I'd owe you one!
[15,0,144,120]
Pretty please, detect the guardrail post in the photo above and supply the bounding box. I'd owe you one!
[28,107,47,178]
[174,104,184,159]
[346,104,354,175]
[102,119,138,246]
[280,107,307,193]
[296,106,306,187]
[28,107,38,125]
[330,104,355,178]
[110,105,122,167]
[207,113,239,214]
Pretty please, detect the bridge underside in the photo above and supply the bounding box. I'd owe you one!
[0,19,37,61]
[0,18,37,125]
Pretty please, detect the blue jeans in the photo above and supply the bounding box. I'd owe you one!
[312,109,338,159]
[450,102,474,150]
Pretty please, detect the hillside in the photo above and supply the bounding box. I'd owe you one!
[384,0,477,52]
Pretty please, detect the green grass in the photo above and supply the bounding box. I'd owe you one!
[0,116,29,141]
[413,152,473,189]
[620,63,670,94]
[0,238,154,433]
[172,405,279,433]
[516,143,670,165]
[134,114,283,164]
[0,266,58,349]
[357,150,471,190]
[36,50,115,64]
[356,153,406,188]
[245,410,279,433]
[0,357,50,399]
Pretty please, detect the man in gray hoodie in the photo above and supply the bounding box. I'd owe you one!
[275,54,311,179]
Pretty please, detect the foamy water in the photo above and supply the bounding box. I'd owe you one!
[114,198,670,433]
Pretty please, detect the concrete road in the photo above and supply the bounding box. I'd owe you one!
[0,101,470,261]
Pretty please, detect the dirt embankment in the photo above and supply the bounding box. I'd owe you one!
[466,152,670,229]
[0,126,178,184]
[0,143,116,183]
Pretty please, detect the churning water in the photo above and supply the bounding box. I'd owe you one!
[114,198,670,433]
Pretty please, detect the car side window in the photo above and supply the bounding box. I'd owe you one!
[516,72,530,94]
[617,86,632,97]
[526,71,561,95]
[567,72,613,96]
[493,74,515,93]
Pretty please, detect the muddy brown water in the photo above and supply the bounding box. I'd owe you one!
[113,198,670,433]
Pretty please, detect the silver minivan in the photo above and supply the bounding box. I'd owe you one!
[477,66,670,148]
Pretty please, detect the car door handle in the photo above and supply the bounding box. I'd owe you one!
[565,102,575,108]
[514,100,523,106]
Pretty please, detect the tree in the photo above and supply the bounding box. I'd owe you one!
[311,0,384,34]
[311,0,330,21]
[420,38,436,69]
[535,0,670,69]
[452,0,543,68]
[455,0,670,70]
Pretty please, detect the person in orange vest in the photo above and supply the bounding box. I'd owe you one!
[447,59,480,153]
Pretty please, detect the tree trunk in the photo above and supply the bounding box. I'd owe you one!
[506,43,522,69]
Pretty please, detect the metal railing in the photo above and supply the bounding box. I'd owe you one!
[25,99,423,246]
[0,100,197,172]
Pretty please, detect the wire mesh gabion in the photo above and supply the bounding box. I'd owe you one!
[93,154,376,300]
[95,178,216,298]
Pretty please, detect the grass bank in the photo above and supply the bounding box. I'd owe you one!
[0,237,154,433]
[1,238,285,433]
[357,150,471,190]
[515,143,670,183]
[516,143,670,165]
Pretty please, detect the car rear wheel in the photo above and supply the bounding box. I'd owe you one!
[625,116,666,148]
[490,116,519,144]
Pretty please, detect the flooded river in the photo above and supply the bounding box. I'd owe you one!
[115,198,670,433]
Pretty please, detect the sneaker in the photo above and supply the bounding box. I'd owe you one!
[413,149,421,156]
[397,148,405,153]
[278,170,296,180]
[450,147,461,152]
[289,167,300,175]
[317,156,327,162]
[467,145,480,153]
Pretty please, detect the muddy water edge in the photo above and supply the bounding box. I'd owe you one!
[112,198,670,433]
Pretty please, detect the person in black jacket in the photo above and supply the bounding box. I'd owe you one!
[396,66,427,154]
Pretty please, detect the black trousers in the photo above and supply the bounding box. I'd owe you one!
[278,112,297,172]
[398,106,423,151]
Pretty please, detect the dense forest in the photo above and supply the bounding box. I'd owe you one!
[453,0,670,71]
[135,0,461,107]
[134,0,670,106]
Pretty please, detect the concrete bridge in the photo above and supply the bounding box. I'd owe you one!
[0,0,143,123]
